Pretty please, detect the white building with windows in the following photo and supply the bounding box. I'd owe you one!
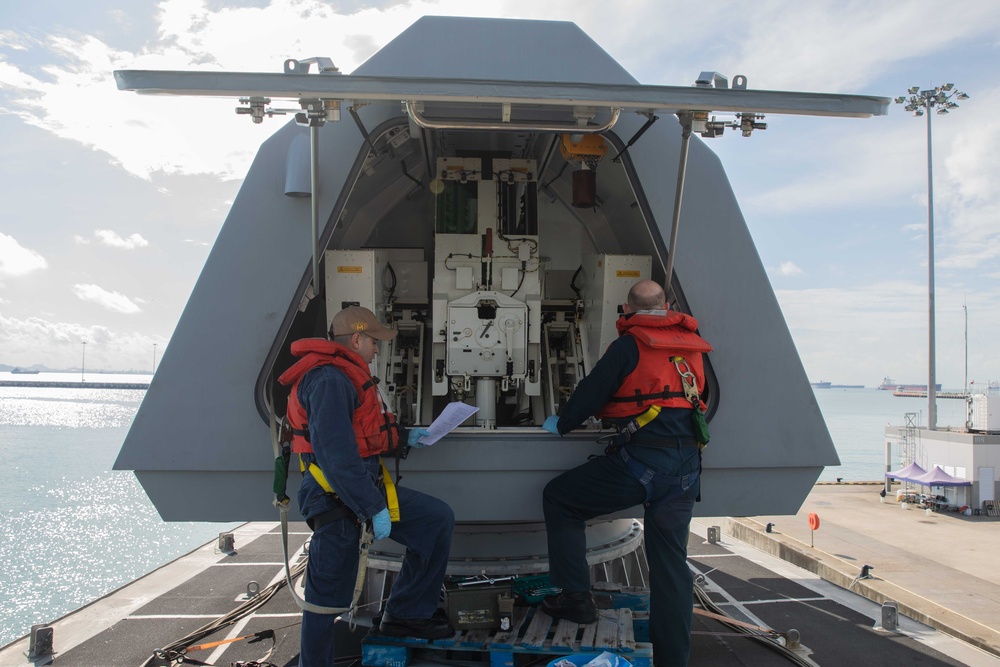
[885,394,1000,511]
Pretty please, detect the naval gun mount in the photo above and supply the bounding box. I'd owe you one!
[311,155,656,579]
[110,13,870,595]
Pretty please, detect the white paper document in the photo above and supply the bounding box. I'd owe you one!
[418,401,479,445]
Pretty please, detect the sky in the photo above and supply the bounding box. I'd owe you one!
[1,0,999,390]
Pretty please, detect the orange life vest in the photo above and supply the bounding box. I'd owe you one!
[277,338,400,457]
[596,311,713,419]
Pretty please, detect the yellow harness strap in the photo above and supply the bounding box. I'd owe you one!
[380,460,400,523]
[635,404,662,428]
[300,455,401,522]
[301,458,332,492]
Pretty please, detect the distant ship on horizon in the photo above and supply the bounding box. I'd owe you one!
[811,381,865,389]
[878,376,941,391]
[10,368,39,375]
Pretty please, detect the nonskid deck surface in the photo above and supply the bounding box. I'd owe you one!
[0,522,986,667]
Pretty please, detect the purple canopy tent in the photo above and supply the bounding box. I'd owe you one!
[885,462,927,483]
[911,466,972,487]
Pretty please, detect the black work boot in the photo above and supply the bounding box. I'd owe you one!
[378,610,455,640]
[540,591,598,624]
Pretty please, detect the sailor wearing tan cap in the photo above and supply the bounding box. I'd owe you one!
[279,305,455,666]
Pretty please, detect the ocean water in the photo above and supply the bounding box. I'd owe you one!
[0,376,969,645]
[813,387,969,482]
[0,374,239,647]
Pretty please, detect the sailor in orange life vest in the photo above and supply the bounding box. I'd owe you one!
[278,306,455,666]
[540,279,712,667]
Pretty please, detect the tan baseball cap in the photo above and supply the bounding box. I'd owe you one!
[330,306,398,340]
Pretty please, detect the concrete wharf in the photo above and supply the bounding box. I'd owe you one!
[729,482,1000,658]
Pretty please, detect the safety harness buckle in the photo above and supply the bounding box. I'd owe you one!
[671,356,700,406]
[609,404,663,448]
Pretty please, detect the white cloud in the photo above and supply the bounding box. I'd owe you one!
[2,0,997,187]
[933,87,1000,271]
[725,70,1000,275]
[734,119,919,216]
[0,30,30,52]
[344,33,380,64]
[0,0,503,181]
[776,281,1000,388]
[2,1,1000,386]
[727,3,1000,92]
[776,261,802,276]
[0,233,47,276]
[94,229,149,249]
[72,284,142,313]
[543,0,1000,94]
[0,312,162,370]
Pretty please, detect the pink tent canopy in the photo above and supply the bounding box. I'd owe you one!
[885,462,927,482]
[911,466,972,487]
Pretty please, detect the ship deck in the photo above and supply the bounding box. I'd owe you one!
[2,485,999,667]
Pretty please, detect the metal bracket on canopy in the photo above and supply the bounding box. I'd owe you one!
[404,100,621,134]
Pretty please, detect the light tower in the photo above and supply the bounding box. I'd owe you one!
[894,84,969,430]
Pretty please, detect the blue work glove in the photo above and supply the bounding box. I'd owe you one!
[542,415,560,435]
[407,428,432,447]
[372,508,392,540]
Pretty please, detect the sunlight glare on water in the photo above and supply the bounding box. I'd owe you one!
[1,386,140,428]
[0,380,238,645]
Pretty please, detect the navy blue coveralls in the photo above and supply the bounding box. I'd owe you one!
[543,334,701,667]
[296,365,454,667]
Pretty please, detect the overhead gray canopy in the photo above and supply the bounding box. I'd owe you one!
[115,68,888,118]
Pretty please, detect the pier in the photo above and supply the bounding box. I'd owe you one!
[730,483,1000,658]
[893,390,966,399]
[0,380,149,389]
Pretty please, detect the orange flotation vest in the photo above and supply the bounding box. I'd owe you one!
[278,338,400,457]
[596,311,713,419]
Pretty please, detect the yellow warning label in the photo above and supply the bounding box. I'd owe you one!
[337,266,364,274]
[616,270,641,278]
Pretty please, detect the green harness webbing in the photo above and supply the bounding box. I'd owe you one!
[672,355,710,447]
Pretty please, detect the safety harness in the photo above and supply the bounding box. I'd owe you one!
[598,313,712,506]
[618,445,699,504]
[597,311,711,420]
[268,396,372,630]
[605,355,707,447]
[299,456,401,523]
[277,339,407,526]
